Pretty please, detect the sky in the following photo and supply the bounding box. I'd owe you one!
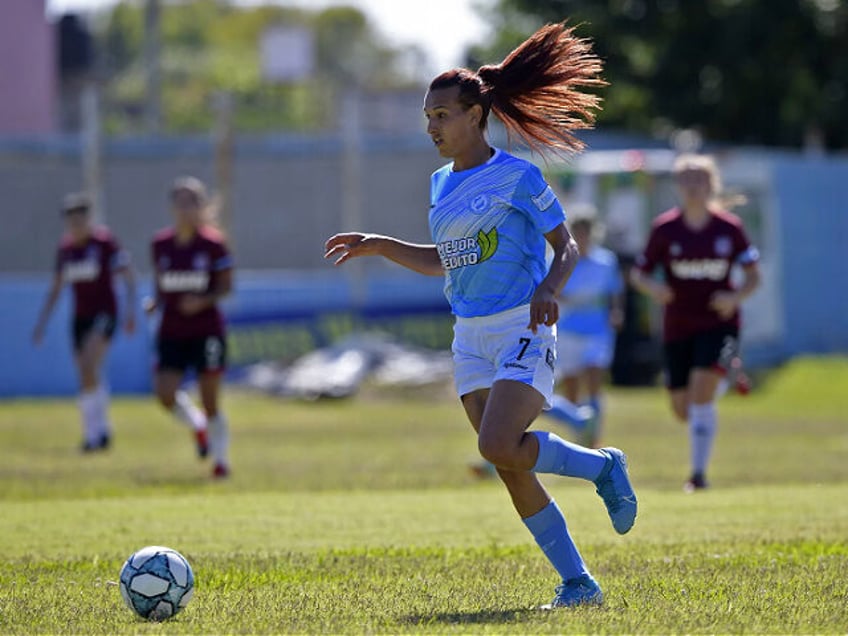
[45,0,493,76]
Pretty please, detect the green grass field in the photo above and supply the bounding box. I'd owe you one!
[0,356,846,634]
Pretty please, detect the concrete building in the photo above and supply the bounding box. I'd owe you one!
[0,0,56,134]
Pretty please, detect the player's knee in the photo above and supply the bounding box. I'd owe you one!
[477,432,519,469]
[156,391,176,410]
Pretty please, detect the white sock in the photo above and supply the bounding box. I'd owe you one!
[78,390,100,445]
[208,414,229,467]
[688,402,717,476]
[714,377,730,399]
[94,384,112,437]
[172,390,207,431]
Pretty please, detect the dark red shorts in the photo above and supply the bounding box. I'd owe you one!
[663,326,739,390]
[156,335,227,375]
[72,313,116,352]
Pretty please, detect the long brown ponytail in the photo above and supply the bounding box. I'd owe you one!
[430,22,605,158]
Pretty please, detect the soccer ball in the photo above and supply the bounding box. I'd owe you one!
[119,545,195,621]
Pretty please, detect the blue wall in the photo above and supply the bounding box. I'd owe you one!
[773,156,848,356]
[1,270,450,398]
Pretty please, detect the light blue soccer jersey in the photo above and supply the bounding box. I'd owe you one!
[557,245,623,335]
[429,149,566,318]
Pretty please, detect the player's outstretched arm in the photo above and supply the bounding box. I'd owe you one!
[324,232,443,276]
[32,273,63,345]
[630,267,673,305]
[118,266,138,334]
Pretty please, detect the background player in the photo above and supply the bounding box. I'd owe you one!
[630,153,761,491]
[32,192,136,451]
[547,206,624,448]
[146,176,234,478]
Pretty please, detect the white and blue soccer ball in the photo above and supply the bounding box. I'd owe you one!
[119,545,195,621]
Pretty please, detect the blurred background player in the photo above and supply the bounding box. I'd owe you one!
[32,192,136,452]
[546,206,624,448]
[146,176,234,479]
[630,153,761,492]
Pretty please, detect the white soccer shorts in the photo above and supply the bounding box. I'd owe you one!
[554,330,615,380]
[452,304,556,408]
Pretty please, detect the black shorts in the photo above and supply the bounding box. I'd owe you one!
[663,326,739,390]
[72,314,116,352]
[156,335,227,375]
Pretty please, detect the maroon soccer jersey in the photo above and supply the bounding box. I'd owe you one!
[55,226,128,318]
[152,225,232,339]
[635,207,759,342]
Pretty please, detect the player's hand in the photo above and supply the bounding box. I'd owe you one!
[609,307,625,331]
[124,314,136,335]
[709,291,738,319]
[528,287,559,334]
[324,233,382,266]
[651,283,674,305]
[178,294,208,316]
[142,296,158,315]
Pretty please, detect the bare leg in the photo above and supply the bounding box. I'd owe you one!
[461,385,550,517]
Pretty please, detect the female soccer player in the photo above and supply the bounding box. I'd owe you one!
[32,193,136,452]
[547,207,624,448]
[630,154,761,492]
[147,177,234,479]
[325,23,637,608]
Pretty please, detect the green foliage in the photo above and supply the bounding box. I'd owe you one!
[0,357,846,632]
[95,0,415,133]
[479,0,848,149]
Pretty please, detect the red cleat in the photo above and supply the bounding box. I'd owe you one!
[195,428,209,459]
[212,463,230,479]
[728,357,752,395]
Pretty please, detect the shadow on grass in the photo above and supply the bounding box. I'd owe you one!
[401,607,534,626]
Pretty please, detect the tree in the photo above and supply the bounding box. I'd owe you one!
[473,0,848,150]
[94,1,419,133]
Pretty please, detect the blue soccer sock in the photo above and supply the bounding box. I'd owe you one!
[530,430,607,481]
[587,395,602,423]
[546,395,593,430]
[522,500,588,582]
[689,402,717,475]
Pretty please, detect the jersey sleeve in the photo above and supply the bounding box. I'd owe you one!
[732,223,760,267]
[635,226,665,273]
[211,239,233,272]
[106,234,131,271]
[514,165,566,234]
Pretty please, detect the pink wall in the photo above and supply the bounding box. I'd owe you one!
[0,0,55,133]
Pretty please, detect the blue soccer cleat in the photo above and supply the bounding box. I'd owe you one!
[543,574,604,609]
[594,447,637,534]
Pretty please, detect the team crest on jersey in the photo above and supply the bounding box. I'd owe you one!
[470,194,489,213]
[669,242,682,257]
[86,245,101,261]
[193,252,210,270]
[714,236,732,256]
